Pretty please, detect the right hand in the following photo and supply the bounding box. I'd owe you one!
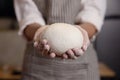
[33,25,57,58]
[62,25,90,59]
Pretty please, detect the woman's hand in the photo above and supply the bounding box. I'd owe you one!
[24,23,56,58]
[61,25,90,59]
[34,25,90,59]
[34,25,57,58]
[62,22,97,59]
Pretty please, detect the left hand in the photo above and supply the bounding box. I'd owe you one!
[62,25,90,59]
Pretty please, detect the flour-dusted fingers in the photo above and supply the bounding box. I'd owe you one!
[41,46,49,56]
[82,45,87,51]
[41,39,48,45]
[44,44,50,51]
[34,39,45,51]
[72,48,84,56]
[66,49,77,59]
[37,39,47,55]
[82,40,90,51]
[81,41,89,51]
[43,44,50,56]
[62,53,68,59]
[34,26,48,42]
[38,42,43,51]
[42,39,50,51]
[33,25,49,51]
[41,46,45,56]
[34,41,42,50]
[41,39,51,56]
[49,52,56,58]
[75,25,90,52]
[73,48,84,56]
[82,33,90,51]
[34,41,39,48]
[72,48,81,56]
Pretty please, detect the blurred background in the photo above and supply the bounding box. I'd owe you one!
[0,0,120,80]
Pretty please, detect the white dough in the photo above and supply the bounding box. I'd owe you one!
[41,23,83,55]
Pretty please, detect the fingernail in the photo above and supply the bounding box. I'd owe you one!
[67,49,72,53]
[50,53,56,58]
[80,49,84,55]
[83,45,87,51]
[34,42,38,47]
[63,54,68,59]
[72,48,80,56]
[44,45,50,51]
[42,39,47,44]
[68,50,77,59]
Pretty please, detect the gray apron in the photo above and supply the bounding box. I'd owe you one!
[22,0,100,80]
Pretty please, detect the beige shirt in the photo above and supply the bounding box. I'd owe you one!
[14,0,106,36]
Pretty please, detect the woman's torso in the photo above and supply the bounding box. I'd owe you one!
[22,0,100,80]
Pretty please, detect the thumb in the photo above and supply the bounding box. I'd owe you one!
[34,25,48,42]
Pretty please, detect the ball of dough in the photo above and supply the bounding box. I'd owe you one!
[41,23,83,55]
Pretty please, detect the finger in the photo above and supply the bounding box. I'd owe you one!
[39,39,48,51]
[72,48,81,56]
[75,25,90,50]
[34,32,40,42]
[78,49,84,55]
[42,39,49,54]
[41,39,48,45]
[41,48,46,56]
[34,41,42,50]
[82,40,90,51]
[34,41,39,48]
[40,39,48,54]
[49,52,56,58]
[66,49,77,59]
[34,31,41,42]
[44,44,50,51]
[37,43,44,51]
[82,45,87,51]
[80,31,89,51]
[36,41,44,53]
[62,53,68,59]
[72,48,84,56]
[43,44,50,55]
[34,26,47,42]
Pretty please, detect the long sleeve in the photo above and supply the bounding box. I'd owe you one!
[14,0,45,36]
[75,0,106,32]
